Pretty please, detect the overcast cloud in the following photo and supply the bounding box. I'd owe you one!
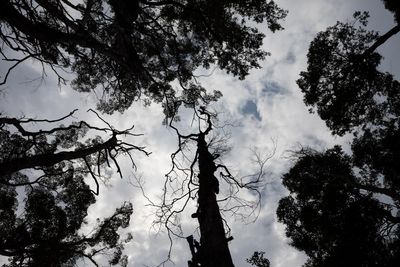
[0,0,398,267]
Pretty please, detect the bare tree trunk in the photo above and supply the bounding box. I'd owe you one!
[195,132,234,267]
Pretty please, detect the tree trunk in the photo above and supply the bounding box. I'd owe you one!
[195,133,234,267]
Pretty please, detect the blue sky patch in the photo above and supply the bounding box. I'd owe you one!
[242,99,262,121]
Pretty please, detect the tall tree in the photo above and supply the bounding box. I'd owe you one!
[152,109,271,266]
[0,0,287,204]
[1,1,286,265]
[0,0,287,115]
[278,8,400,267]
[187,110,234,267]
[296,9,400,198]
[0,110,147,266]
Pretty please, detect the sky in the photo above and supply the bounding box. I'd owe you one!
[0,0,398,267]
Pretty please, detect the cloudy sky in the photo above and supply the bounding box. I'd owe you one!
[0,0,398,266]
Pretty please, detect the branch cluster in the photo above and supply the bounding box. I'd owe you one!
[0,109,148,266]
[139,109,274,263]
[0,0,286,116]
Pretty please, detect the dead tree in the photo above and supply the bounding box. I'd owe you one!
[150,108,273,266]
[194,124,235,267]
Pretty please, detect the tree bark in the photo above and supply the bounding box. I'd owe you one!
[365,24,400,54]
[196,133,234,267]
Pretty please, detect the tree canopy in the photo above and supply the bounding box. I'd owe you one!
[278,7,400,267]
[277,147,400,267]
[297,11,399,135]
[0,111,146,266]
[0,1,287,266]
[295,9,400,203]
[0,0,286,115]
[3,1,399,266]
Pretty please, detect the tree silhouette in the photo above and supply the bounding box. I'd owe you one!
[278,8,400,267]
[146,109,273,266]
[277,147,400,267]
[296,8,400,204]
[297,11,399,135]
[1,1,287,265]
[0,110,148,266]
[0,0,287,115]
[185,110,234,267]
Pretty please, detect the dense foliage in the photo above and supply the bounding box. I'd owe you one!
[0,113,143,266]
[0,0,286,115]
[277,147,400,267]
[278,8,400,267]
[297,11,399,135]
[0,1,288,265]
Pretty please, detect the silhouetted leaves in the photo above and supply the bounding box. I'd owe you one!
[0,113,142,266]
[279,8,400,267]
[297,12,399,135]
[247,251,270,267]
[0,0,287,115]
[277,148,400,267]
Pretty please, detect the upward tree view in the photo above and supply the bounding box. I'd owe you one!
[0,0,399,267]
